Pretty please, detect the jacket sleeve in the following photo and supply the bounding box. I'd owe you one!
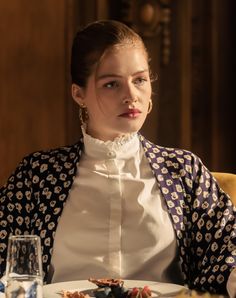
[187,154,236,294]
[0,155,33,277]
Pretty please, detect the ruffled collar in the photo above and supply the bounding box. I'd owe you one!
[81,125,140,159]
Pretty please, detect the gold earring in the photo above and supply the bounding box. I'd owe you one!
[79,104,88,125]
[147,99,153,114]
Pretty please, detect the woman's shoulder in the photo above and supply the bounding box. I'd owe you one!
[139,134,199,162]
[16,139,84,170]
[1,140,84,190]
[30,140,82,158]
[139,134,209,186]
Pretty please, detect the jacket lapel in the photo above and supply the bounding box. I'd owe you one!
[139,134,191,281]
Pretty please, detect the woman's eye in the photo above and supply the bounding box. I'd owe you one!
[104,81,119,89]
[134,77,147,86]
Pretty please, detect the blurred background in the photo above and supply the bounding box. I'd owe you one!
[0,0,235,185]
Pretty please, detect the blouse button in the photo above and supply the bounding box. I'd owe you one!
[107,151,116,158]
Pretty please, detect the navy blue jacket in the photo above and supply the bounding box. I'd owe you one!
[0,135,235,294]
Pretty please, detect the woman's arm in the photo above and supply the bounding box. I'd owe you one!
[188,154,236,294]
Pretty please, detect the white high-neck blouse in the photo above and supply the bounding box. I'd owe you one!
[49,129,184,284]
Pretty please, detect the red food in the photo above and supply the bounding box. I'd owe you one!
[128,286,152,298]
[61,290,90,298]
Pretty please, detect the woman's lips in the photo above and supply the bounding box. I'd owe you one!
[119,109,141,118]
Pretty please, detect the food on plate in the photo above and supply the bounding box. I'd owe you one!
[128,286,152,298]
[88,278,124,288]
[61,290,91,298]
[89,278,152,298]
[61,279,152,298]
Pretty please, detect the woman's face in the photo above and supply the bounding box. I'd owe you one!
[73,45,152,141]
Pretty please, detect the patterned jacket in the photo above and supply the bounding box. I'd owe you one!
[0,135,235,294]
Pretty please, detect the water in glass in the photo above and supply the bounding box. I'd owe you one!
[5,235,43,298]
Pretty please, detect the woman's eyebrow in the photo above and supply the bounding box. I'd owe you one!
[132,69,149,76]
[97,69,149,81]
[97,74,122,80]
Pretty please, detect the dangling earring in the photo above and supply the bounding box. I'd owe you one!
[79,103,88,125]
[147,99,153,114]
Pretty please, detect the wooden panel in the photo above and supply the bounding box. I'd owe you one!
[190,0,236,172]
[178,0,192,150]
[190,0,213,168]
[0,0,67,185]
[211,0,236,173]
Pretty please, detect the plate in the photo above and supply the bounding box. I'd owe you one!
[43,279,186,298]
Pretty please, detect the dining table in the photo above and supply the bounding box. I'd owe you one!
[43,279,186,298]
[0,279,227,298]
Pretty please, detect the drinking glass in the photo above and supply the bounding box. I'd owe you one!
[5,235,43,298]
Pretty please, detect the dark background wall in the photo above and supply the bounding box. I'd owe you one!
[0,0,235,185]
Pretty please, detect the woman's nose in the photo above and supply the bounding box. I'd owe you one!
[123,96,138,104]
[122,85,138,104]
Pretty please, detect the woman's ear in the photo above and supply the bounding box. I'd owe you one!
[71,84,85,106]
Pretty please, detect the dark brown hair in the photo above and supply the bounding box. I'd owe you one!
[71,20,148,87]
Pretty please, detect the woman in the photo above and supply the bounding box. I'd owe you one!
[0,20,235,296]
